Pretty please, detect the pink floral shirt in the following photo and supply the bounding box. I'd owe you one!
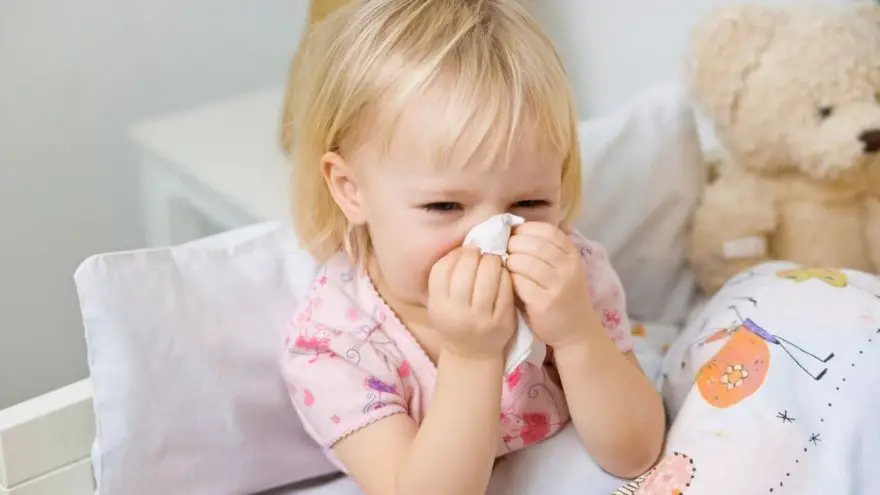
[280,231,633,471]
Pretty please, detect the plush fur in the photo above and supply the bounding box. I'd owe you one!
[687,1,880,295]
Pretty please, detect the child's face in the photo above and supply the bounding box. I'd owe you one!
[326,92,565,309]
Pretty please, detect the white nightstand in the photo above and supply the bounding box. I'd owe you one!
[129,87,291,248]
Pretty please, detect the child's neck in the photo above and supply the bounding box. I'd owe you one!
[366,256,443,364]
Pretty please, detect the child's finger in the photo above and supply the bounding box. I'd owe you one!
[512,222,572,252]
[494,268,515,318]
[472,254,502,312]
[510,271,545,305]
[428,247,462,299]
[449,245,481,303]
[506,253,553,289]
[507,233,566,265]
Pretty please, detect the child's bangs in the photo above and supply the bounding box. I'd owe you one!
[437,67,573,171]
[373,67,574,172]
[363,13,576,171]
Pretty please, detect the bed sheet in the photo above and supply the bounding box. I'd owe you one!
[613,262,880,494]
[264,474,361,494]
[279,426,627,495]
[295,477,361,495]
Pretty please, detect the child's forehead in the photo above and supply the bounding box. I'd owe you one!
[401,167,563,196]
[376,120,564,195]
[371,85,556,172]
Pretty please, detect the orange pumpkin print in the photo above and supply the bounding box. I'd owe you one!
[694,304,833,408]
[696,328,770,408]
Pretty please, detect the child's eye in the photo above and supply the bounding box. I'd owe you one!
[423,202,462,213]
[513,199,550,209]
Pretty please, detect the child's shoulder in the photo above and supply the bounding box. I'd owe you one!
[283,252,407,362]
[280,255,413,450]
[568,229,633,352]
[287,253,381,337]
[568,229,609,259]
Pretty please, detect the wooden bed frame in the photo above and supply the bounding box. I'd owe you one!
[0,380,95,495]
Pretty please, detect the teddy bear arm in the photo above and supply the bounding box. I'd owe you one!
[688,178,777,294]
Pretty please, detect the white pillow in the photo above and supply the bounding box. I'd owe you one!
[75,222,335,495]
[576,83,707,327]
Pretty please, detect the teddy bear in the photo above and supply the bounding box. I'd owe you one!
[686,1,880,295]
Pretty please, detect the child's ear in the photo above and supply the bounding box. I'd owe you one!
[321,151,367,224]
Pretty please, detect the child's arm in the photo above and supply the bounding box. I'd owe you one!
[550,241,665,479]
[333,352,504,495]
[285,248,515,495]
[552,330,665,479]
[506,223,665,478]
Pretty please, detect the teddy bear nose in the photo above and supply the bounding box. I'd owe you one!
[860,129,880,153]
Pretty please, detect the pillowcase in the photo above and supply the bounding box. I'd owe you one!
[76,221,334,495]
[575,83,707,327]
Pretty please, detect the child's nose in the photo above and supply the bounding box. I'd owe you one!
[473,206,514,225]
[460,212,522,247]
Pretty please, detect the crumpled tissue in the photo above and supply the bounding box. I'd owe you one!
[463,213,547,374]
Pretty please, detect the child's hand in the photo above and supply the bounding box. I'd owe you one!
[428,246,517,361]
[507,222,599,349]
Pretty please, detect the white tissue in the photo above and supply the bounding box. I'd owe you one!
[463,214,547,374]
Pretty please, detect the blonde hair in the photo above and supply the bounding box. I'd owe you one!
[288,0,582,262]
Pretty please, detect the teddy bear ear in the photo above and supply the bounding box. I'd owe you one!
[689,5,783,128]
[853,1,880,26]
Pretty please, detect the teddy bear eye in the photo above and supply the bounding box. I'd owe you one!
[818,106,834,120]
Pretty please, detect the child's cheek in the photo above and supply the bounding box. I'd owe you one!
[428,237,462,266]
[424,224,468,264]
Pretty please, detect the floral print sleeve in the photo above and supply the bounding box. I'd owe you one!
[281,304,410,449]
[570,231,635,353]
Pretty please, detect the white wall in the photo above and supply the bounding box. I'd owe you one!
[0,0,306,408]
[523,0,799,120]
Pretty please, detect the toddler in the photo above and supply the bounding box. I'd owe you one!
[281,1,665,493]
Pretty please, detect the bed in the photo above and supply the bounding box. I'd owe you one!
[6,264,878,495]
[5,79,880,494]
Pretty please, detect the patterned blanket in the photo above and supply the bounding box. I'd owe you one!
[613,262,880,495]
